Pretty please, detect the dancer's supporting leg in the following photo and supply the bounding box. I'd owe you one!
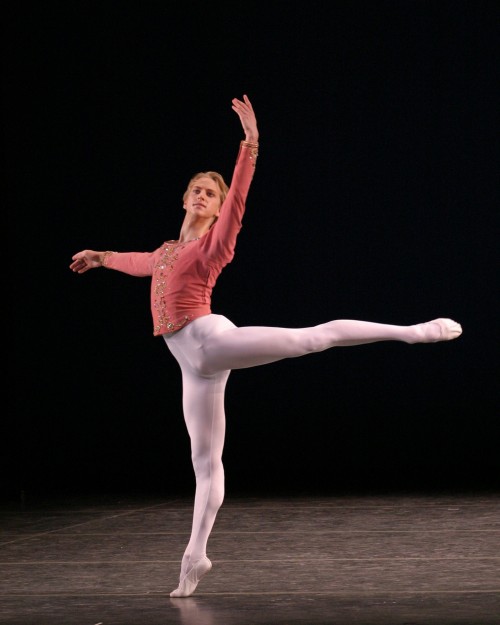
[166,330,230,597]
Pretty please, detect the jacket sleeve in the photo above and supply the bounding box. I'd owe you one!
[104,248,161,277]
[204,141,258,264]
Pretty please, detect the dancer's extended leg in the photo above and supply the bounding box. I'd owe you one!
[198,316,462,373]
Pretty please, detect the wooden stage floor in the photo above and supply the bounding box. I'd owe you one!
[1,492,499,624]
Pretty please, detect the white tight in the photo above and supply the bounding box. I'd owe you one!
[163,313,444,580]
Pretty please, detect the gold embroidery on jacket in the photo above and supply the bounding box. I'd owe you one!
[153,242,190,333]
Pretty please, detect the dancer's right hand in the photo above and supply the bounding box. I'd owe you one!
[70,250,104,274]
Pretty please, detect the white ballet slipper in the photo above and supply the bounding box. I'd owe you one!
[170,556,212,598]
[425,318,463,342]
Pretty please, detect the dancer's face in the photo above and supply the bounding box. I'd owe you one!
[183,176,221,222]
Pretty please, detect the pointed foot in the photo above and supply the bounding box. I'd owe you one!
[425,318,463,342]
[170,556,212,598]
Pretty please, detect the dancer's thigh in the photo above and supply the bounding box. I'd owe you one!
[200,321,314,373]
[165,314,314,376]
[181,368,229,463]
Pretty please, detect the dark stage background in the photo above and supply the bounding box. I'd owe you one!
[5,1,499,500]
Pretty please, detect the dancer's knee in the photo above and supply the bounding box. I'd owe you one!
[192,455,225,508]
[297,327,333,354]
[192,452,224,483]
[192,451,219,474]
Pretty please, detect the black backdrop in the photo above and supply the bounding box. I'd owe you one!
[5,1,499,500]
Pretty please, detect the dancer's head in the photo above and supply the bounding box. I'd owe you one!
[182,171,229,226]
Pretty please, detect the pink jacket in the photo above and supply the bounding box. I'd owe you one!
[105,141,258,336]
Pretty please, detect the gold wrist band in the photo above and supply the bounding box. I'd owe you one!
[102,251,116,267]
[241,140,259,148]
